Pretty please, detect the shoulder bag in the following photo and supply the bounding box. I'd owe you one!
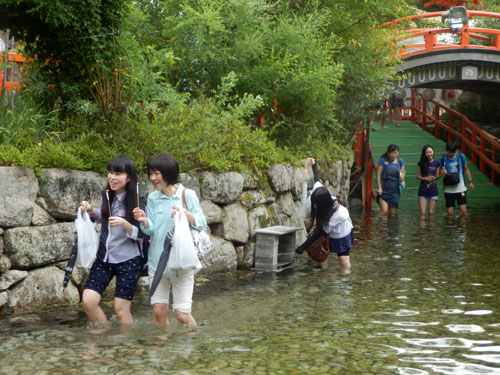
[443,153,462,186]
[306,230,330,262]
[305,202,341,262]
[182,188,215,260]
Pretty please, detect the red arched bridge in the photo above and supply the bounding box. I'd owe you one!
[355,6,500,212]
[386,10,500,95]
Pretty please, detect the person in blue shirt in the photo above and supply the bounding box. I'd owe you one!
[79,155,146,325]
[376,144,406,216]
[133,153,207,327]
[439,141,475,216]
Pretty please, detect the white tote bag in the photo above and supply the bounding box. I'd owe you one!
[167,210,202,271]
[74,207,99,269]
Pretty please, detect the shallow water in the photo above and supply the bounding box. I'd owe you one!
[1,206,500,375]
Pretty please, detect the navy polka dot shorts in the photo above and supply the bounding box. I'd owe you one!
[84,256,142,301]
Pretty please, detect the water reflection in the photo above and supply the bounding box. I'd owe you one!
[1,209,500,374]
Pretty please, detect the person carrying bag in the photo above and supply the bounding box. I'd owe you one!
[133,153,207,327]
[296,158,354,273]
[439,141,475,216]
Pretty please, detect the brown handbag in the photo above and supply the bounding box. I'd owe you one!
[305,202,341,262]
[306,230,330,262]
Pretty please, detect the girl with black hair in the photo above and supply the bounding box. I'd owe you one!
[376,144,405,216]
[416,145,441,218]
[296,158,354,272]
[79,155,146,325]
[133,153,207,327]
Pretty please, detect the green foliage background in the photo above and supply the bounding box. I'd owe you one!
[0,0,430,174]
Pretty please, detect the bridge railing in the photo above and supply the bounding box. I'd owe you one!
[381,11,500,57]
[410,89,500,184]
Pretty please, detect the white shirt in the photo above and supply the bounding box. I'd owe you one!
[303,181,353,239]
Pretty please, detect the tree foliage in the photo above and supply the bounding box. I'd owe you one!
[0,0,130,108]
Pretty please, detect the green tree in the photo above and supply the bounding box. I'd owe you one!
[0,0,130,112]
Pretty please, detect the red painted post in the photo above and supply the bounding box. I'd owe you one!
[422,100,427,131]
[461,118,467,154]
[411,89,416,123]
[480,138,486,173]
[366,160,374,212]
[448,114,454,142]
[493,147,498,184]
[471,129,477,165]
[435,103,440,132]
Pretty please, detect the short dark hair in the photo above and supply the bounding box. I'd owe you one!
[446,141,459,152]
[147,153,179,185]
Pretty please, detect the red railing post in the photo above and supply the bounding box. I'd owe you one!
[461,118,467,155]
[480,138,486,173]
[366,160,374,212]
[471,129,477,165]
[435,103,440,130]
[422,100,427,131]
[493,147,498,184]
[411,88,416,123]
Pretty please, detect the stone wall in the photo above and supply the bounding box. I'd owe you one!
[0,157,353,316]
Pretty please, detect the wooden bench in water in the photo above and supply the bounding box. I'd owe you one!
[253,226,302,272]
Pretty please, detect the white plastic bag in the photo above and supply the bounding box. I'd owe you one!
[75,207,99,269]
[167,210,202,271]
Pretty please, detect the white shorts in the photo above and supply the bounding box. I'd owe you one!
[148,268,195,313]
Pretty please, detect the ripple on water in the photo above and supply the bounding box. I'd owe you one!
[446,324,485,333]
[463,354,500,365]
[464,310,493,316]
[442,309,464,314]
[406,337,493,348]
[396,367,430,375]
[425,361,500,374]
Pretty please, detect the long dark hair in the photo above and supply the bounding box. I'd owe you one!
[381,144,399,159]
[310,187,337,229]
[417,144,434,177]
[101,155,138,223]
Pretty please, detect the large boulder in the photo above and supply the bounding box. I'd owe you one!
[0,254,11,274]
[239,190,267,210]
[200,172,244,204]
[276,192,296,217]
[7,266,80,314]
[200,199,223,224]
[0,270,28,291]
[0,167,39,227]
[267,164,294,194]
[0,291,7,311]
[200,236,237,273]
[39,168,106,219]
[179,173,201,198]
[4,223,75,269]
[213,203,249,244]
[248,206,273,238]
[236,243,255,269]
[31,204,56,226]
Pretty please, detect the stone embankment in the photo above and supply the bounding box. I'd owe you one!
[0,157,352,317]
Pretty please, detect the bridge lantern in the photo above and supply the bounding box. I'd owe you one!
[442,6,468,31]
